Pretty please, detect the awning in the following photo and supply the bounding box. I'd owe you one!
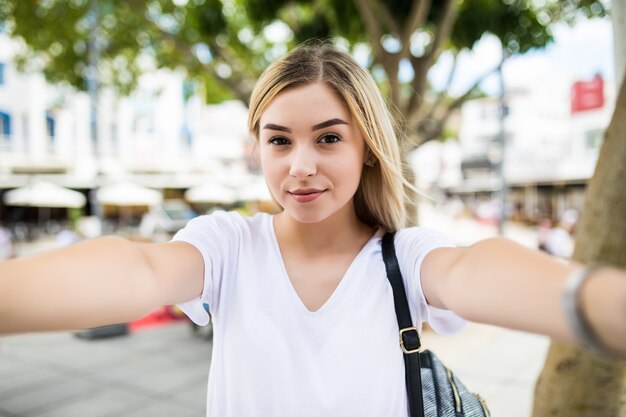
[237,177,273,202]
[3,180,86,208]
[96,182,163,207]
[184,182,237,204]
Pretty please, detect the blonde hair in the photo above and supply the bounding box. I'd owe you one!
[247,41,410,232]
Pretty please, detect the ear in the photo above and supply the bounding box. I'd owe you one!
[364,149,377,167]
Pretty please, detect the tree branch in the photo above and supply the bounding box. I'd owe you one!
[399,0,432,61]
[126,0,253,103]
[406,0,458,123]
[405,55,428,120]
[205,42,255,104]
[372,0,401,38]
[354,0,403,104]
[149,24,253,104]
[423,51,458,122]
[353,0,384,59]
[424,0,457,63]
[409,63,499,148]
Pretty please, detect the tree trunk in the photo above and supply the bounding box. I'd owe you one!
[531,71,626,416]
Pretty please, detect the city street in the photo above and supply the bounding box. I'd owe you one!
[0,205,552,417]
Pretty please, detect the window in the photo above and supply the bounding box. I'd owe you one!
[46,113,56,142]
[0,111,10,137]
[585,129,604,150]
[0,111,10,150]
[480,103,501,120]
[46,113,56,153]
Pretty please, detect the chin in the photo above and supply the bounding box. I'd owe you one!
[277,204,331,224]
[284,211,329,224]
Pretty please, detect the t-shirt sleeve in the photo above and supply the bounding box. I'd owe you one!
[171,210,242,326]
[395,227,466,336]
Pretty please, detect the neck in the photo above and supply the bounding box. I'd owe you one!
[274,207,375,256]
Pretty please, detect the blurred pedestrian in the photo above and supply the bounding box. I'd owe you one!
[544,209,578,259]
[443,193,465,219]
[0,223,14,260]
[537,217,552,252]
[56,228,80,248]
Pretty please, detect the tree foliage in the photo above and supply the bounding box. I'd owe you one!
[0,0,607,147]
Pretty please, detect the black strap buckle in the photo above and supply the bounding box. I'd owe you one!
[399,327,421,354]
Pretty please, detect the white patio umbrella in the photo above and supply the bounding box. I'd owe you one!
[237,177,273,202]
[218,172,257,189]
[3,181,86,208]
[184,182,237,204]
[96,182,163,207]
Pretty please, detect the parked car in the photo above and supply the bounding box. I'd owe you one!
[139,199,196,236]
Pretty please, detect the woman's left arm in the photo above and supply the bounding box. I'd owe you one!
[421,237,626,355]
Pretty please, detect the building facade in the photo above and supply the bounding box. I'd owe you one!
[0,33,251,226]
[453,74,615,223]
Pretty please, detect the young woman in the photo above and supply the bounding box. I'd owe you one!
[1,43,625,416]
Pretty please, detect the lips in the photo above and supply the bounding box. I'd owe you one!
[289,188,326,203]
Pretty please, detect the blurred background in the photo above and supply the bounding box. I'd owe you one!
[0,0,621,255]
[0,1,624,416]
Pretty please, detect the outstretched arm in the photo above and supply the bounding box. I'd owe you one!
[421,237,626,355]
[0,237,203,334]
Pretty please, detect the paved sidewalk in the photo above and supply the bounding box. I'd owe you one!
[0,323,211,417]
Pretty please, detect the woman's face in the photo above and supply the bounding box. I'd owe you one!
[258,82,367,224]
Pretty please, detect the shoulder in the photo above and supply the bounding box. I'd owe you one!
[180,210,266,232]
[172,210,271,245]
[394,226,455,251]
[390,226,455,268]
[183,209,246,227]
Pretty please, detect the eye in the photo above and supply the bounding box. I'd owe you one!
[318,133,341,144]
[268,136,290,146]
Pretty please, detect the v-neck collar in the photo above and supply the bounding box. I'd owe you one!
[267,214,382,315]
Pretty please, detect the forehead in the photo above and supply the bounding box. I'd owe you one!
[260,83,352,125]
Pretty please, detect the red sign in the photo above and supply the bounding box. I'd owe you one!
[571,74,604,114]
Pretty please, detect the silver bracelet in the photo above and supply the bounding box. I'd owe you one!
[562,266,618,357]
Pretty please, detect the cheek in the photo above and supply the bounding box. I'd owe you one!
[259,149,274,173]
[336,153,363,175]
[259,154,283,189]
[328,159,363,194]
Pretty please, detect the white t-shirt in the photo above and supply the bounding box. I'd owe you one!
[173,211,465,417]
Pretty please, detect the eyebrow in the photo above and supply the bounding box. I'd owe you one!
[311,118,348,131]
[262,118,348,133]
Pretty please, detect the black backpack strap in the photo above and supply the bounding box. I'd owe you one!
[382,232,425,417]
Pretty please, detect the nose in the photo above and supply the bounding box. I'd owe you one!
[289,146,317,179]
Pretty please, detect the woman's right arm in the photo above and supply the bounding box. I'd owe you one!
[0,237,204,334]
